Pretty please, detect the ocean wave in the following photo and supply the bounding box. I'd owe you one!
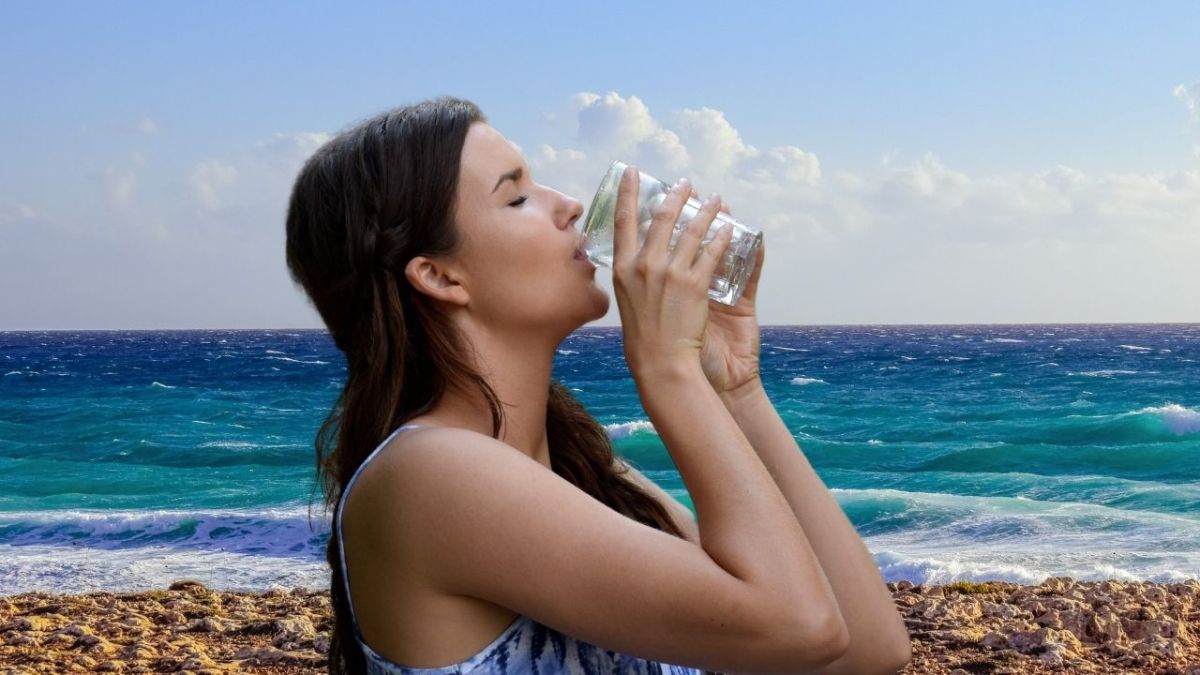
[871,548,1198,586]
[1134,403,1200,436]
[604,420,656,440]
[1119,344,1154,352]
[150,381,176,389]
[791,376,827,386]
[0,543,327,595]
[831,488,1200,569]
[986,338,1026,343]
[1070,370,1139,378]
[263,356,330,365]
[556,349,578,356]
[0,505,328,559]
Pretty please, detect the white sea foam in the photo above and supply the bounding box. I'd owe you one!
[790,376,827,386]
[986,338,1026,343]
[556,349,578,356]
[1119,344,1153,352]
[604,420,656,440]
[150,381,176,388]
[833,487,1200,584]
[264,356,330,365]
[1136,403,1200,435]
[1071,370,1139,378]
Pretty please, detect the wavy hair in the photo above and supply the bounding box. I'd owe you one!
[285,97,692,675]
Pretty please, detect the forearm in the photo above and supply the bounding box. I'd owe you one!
[636,364,847,638]
[718,381,912,673]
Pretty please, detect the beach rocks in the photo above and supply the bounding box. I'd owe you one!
[1,576,1196,673]
[0,581,330,673]
[896,577,1200,673]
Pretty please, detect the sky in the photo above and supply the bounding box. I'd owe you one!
[1,1,1198,330]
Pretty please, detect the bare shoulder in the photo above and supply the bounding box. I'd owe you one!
[347,424,844,672]
[613,457,701,547]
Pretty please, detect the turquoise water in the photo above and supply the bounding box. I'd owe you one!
[1,325,1197,593]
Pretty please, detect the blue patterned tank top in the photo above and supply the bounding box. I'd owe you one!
[336,422,705,675]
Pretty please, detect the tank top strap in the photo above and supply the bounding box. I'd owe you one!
[336,422,427,646]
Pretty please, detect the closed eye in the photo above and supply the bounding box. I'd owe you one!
[508,195,528,207]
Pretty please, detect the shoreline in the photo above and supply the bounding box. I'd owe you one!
[0,577,1197,674]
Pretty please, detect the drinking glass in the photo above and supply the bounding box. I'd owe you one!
[578,160,762,306]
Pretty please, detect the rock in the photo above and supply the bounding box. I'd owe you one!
[272,615,317,648]
[120,642,158,660]
[233,645,323,667]
[981,630,1009,650]
[183,616,224,633]
[1,615,57,632]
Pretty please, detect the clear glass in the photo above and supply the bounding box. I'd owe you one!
[578,160,763,306]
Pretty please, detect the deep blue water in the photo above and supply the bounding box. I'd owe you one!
[1,325,1197,593]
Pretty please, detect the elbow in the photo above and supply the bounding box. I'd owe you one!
[810,610,852,667]
[776,608,852,672]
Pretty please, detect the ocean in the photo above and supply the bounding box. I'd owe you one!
[1,324,1197,595]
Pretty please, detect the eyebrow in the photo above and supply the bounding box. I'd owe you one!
[491,167,523,194]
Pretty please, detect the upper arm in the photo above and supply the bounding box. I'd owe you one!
[370,428,846,674]
[614,457,701,547]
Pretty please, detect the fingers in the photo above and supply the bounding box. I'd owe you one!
[642,177,691,259]
[612,165,640,268]
[740,236,765,301]
[689,187,731,215]
[694,220,735,283]
[668,192,723,274]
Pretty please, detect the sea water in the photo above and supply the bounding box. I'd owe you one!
[0,324,1197,593]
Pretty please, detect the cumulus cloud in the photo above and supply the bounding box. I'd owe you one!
[117,116,159,136]
[100,164,138,207]
[1175,83,1200,123]
[530,91,1200,244]
[188,160,238,210]
[522,91,1200,325]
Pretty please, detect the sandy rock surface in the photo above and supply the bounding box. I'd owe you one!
[1,576,1198,673]
[895,577,1200,674]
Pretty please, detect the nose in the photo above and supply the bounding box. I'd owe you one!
[557,192,584,231]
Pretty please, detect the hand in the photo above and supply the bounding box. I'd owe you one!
[686,190,766,397]
[611,167,735,382]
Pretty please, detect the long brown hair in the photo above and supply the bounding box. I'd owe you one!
[286,97,689,674]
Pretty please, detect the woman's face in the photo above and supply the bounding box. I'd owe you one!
[444,122,609,334]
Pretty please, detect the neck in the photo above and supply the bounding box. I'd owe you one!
[419,323,563,470]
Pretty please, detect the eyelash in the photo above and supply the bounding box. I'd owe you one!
[508,195,528,208]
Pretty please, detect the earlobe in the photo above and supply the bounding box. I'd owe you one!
[404,256,470,306]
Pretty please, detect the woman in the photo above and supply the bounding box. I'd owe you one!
[286,97,911,675]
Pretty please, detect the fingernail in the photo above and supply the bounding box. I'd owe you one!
[675,177,690,192]
[706,192,721,206]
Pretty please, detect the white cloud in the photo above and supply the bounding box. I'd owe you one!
[1174,83,1200,123]
[0,199,37,226]
[120,116,159,136]
[523,92,1200,325]
[188,160,238,210]
[100,164,137,207]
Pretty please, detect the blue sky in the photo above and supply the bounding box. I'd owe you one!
[2,1,1198,328]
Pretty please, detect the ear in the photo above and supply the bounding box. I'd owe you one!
[404,255,470,307]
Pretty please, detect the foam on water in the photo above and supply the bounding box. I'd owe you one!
[603,420,656,440]
[1136,403,1200,435]
[791,376,827,385]
[2,325,1198,591]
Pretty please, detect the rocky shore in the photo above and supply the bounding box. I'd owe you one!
[0,577,1197,673]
